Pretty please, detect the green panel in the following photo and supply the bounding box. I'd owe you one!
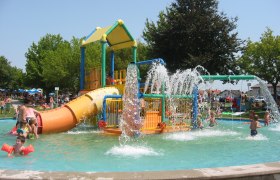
[201,75,256,81]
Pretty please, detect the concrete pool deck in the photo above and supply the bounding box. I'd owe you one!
[1,162,280,179]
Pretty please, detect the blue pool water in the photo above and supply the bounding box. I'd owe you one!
[1,119,280,172]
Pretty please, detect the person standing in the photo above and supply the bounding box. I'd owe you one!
[250,115,262,136]
[5,96,12,113]
[264,111,270,126]
[209,111,218,127]
[0,98,5,114]
[49,96,54,109]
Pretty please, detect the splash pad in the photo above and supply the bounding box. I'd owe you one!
[2,19,280,179]
[2,64,280,179]
[2,62,280,179]
[2,119,280,179]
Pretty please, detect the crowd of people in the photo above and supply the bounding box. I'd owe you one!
[1,91,76,157]
[0,92,75,112]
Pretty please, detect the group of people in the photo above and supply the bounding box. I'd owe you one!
[196,109,218,129]
[247,110,270,137]
[15,103,40,139]
[196,107,271,137]
[7,103,39,157]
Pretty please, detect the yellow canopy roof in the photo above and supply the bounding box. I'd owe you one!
[81,19,136,50]
[82,26,111,46]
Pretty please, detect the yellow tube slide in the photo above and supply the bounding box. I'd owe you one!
[39,87,119,134]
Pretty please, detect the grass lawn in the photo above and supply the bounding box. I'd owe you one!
[0,108,16,119]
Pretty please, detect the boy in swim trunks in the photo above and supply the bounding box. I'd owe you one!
[250,115,261,136]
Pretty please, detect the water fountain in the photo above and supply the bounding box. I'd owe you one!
[255,77,280,122]
[119,63,143,143]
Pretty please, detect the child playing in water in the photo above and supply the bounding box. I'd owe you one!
[250,115,262,136]
[28,117,39,139]
[197,114,204,129]
[9,136,26,157]
[25,107,39,124]
[249,110,255,121]
[17,120,31,138]
[209,111,217,127]
[16,105,27,127]
[264,111,270,126]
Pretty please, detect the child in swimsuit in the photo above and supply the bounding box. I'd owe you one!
[10,136,26,157]
[17,120,31,138]
[209,111,217,127]
[16,105,27,128]
[264,111,270,126]
[250,115,262,136]
[197,114,204,129]
[25,107,39,124]
[28,118,39,139]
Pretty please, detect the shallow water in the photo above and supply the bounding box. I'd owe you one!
[0,119,280,172]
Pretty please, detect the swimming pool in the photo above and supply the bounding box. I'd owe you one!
[1,119,280,172]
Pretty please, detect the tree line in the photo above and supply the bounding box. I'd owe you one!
[1,0,280,97]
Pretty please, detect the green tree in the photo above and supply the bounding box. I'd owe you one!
[25,34,65,89]
[10,67,24,90]
[41,37,81,93]
[25,34,83,94]
[85,42,102,71]
[0,56,24,90]
[143,0,242,74]
[237,28,280,99]
[0,56,13,89]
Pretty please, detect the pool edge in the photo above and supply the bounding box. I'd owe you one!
[1,161,280,179]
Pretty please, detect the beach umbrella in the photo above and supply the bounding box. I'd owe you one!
[18,89,25,93]
[28,88,39,94]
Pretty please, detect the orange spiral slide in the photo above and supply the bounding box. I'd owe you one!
[36,87,119,134]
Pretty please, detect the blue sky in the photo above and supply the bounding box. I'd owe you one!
[0,0,280,71]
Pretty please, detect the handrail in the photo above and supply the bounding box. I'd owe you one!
[102,95,122,121]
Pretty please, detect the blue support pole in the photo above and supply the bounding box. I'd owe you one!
[80,47,85,90]
[102,95,122,121]
[110,51,115,85]
[192,86,199,129]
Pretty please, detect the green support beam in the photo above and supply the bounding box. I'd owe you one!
[201,75,256,81]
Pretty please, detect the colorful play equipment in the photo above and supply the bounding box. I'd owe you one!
[37,87,119,134]
[78,19,258,135]
[10,19,260,135]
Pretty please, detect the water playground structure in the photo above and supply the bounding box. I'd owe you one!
[3,19,280,179]
[23,19,278,137]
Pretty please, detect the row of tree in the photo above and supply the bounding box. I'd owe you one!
[1,0,280,98]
